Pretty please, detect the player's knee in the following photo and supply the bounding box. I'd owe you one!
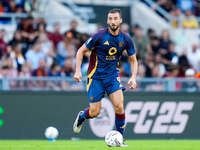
[114,103,124,114]
[89,108,100,118]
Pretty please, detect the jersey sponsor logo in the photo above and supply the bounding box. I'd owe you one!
[89,98,115,137]
[125,101,194,134]
[103,41,109,45]
[106,56,116,60]
[119,42,123,47]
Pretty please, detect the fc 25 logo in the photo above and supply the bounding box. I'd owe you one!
[125,101,194,134]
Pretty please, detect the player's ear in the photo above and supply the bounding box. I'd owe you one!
[120,19,122,24]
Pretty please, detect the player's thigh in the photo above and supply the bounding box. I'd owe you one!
[109,89,124,113]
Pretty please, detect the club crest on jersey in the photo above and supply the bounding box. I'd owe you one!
[108,47,117,55]
[119,42,123,47]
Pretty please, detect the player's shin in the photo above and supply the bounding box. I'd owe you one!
[115,113,125,135]
[78,108,91,122]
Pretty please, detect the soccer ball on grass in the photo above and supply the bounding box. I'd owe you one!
[105,130,123,147]
[44,126,59,141]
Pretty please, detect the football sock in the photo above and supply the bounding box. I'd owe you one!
[78,108,91,122]
[115,113,125,135]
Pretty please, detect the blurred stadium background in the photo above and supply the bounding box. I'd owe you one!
[0,0,200,141]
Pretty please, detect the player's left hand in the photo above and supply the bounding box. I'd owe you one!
[128,77,137,89]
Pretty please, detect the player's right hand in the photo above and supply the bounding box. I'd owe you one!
[74,71,82,82]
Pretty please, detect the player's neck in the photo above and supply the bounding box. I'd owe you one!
[108,28,120,36]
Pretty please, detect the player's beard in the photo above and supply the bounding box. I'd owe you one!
[109,24,119,32]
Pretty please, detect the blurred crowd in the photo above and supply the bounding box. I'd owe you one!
[120,22,200,92]
[0,0,199,91]
[143,0,200,28]
[0,0,43,14]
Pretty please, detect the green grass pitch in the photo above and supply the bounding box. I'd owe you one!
[0,140,200,150]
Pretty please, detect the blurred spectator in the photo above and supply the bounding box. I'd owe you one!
[35,21,46,37]
[0,65,9,78]
[68,20,80,39]
[160,29,171,51]
[18,62,33,89]
[38,32,56,67]
[181,10,199,28]
[61,58,75,77]
[0,0,5,13]
[178,55,190,77]
[162,64,179,77]
[145,65,164,91]
[19,61,32,78]
[132,27,152,60]
[150,36,161,55]
[7,57,18,88]
[7,57,18,78]
[121,23,130,36]
[144,54,155,77]
[154,53,166,76]
[170,7,182,28]
[32,58,48,89]
[48,22,63,49]
[57,31,76,67]
[9,43,25,71]
[130,24,140,37]
[159,29,171,56]
[181,68,199,92]
[25,40,45,70]
[162,42,178,67]
[0,29,7,58]
[17,16,37,45]
[24,0,45,13]
[147,28,156,39]
[7,29,28,56]
[48,61,67,91]
[8,0,18,13]
[137,63,146,78]
[186,43,200,72]
[67,20,81,48]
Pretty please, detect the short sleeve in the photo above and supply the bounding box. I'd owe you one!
[125,37,136,56]
[85,37,95,49]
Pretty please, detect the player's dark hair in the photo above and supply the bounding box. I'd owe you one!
[108,8,122,18]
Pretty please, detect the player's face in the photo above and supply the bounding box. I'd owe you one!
[107,13,122,32]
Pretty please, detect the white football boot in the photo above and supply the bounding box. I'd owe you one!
[121,142,128,147]
[73,111,84,134]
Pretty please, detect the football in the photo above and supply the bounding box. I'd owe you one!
[44,126,59,141]
[105,130,123,147]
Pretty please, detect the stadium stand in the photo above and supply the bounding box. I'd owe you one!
[0,0,199,92]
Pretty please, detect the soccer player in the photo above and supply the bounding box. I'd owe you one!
[73,8,138,147]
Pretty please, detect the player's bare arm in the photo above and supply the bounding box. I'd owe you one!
[128,54,138,89]
[74,44,89,82]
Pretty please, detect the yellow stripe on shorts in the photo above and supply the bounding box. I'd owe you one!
[87,78,93,91]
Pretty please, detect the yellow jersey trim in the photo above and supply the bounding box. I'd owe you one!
[88,56,98,78]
